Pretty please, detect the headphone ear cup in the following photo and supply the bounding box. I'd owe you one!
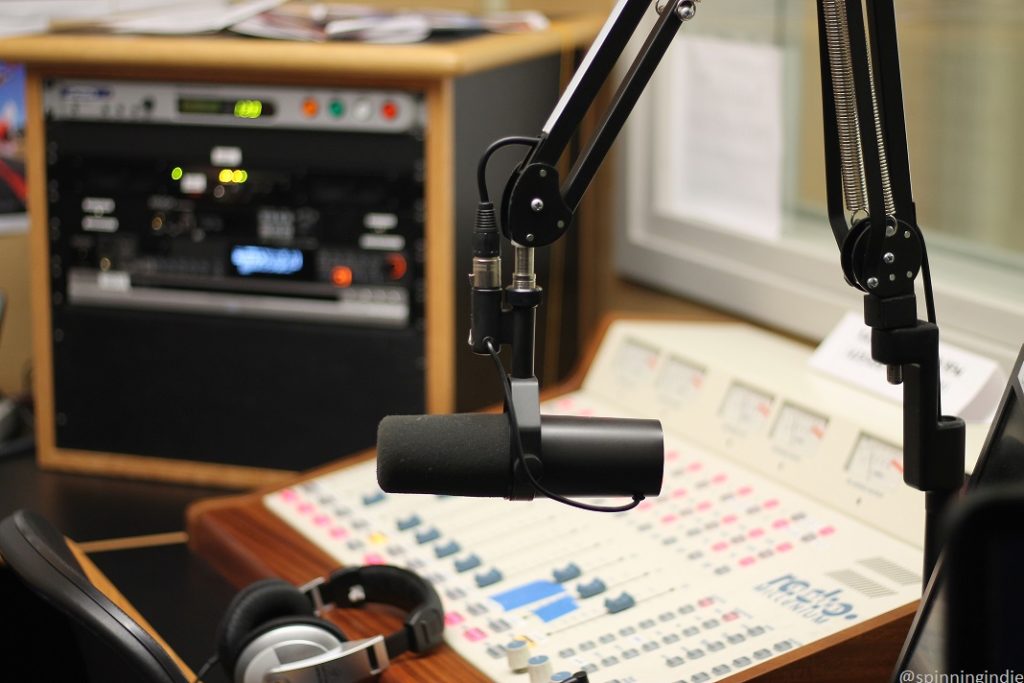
[228,615,348,683]
[217,579,345,679]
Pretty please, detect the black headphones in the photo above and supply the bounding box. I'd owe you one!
[216,565,444,683]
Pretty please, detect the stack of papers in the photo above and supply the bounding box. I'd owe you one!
[0,1,548,42]
[0,0,285,37]
[232,4,549,43]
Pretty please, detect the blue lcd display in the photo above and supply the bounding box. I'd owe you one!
[533,596,578,623]
[230,246,304,277]
[491,580,565,611]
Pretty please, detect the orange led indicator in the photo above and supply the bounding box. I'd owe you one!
[301,98,319,118]
[381,101,398,120]
[331,265,354,288]
[386,253,407,280]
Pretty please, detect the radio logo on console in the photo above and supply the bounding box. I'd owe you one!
[755,574,859,625]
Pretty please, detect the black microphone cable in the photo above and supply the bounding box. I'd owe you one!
[476,136,540,203]
[485,338,644,513]
[475,137,644,513]
[193,653,218,683]
[885,216,940,411]
[472,135,540,262]
[906,219,939,410]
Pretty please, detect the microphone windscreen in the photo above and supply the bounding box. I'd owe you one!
[377,414,511,496]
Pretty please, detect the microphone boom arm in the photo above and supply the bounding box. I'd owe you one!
[470,0,701,379]
[503,0,699,250]
[816,0,965,586]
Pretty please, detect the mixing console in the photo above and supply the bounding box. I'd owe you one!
[264,321,984,682]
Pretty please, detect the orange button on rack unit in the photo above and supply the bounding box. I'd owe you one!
[331,265,353,287]
[301,97,319,118]
[386,253,407,280]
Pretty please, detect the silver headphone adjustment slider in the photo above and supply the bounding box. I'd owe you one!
[299,576,328,616]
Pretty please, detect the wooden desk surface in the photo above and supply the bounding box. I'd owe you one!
[0,15,602,80]
[66,541,197,679]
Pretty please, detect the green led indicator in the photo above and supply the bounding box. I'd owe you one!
[170,166,183,180]
[233,99,263,119]
[329,100,344,118]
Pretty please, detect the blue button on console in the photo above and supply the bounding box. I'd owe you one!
[415,528,440,544]
[553,562,582,583]
[577,578,607,599]
[476,568,504,588]
[362,491,386,506]
[604,592,636,614]
[454,554,482,573]
[435,540,461,558]
[396,514,422,531]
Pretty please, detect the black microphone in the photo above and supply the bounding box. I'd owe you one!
[377,413,663,498]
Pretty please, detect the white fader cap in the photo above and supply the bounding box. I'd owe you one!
[506,639,530,672]
[528,654,554,683]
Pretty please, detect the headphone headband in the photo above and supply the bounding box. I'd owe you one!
[305,564,445,658]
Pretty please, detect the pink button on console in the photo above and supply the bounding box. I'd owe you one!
[464,628,487,642]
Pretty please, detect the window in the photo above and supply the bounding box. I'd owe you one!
[617,0,1024,368]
